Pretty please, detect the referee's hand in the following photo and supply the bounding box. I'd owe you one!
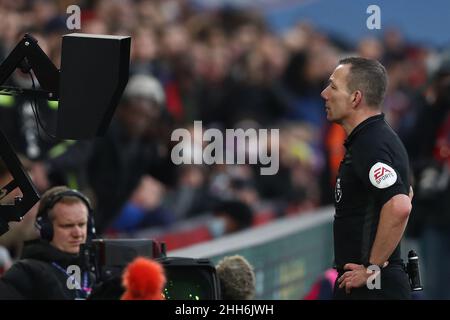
[337,263,372,294]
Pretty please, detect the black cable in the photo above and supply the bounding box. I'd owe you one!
[28,76,43,140]
[28,71,57,140]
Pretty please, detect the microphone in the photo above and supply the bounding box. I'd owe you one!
[216,255,256,300]
[121,257,166,300]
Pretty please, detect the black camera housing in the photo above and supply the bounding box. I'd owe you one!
[81,238,165,283]
[82,239,221,300]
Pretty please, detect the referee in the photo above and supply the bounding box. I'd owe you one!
[321,57,413,299]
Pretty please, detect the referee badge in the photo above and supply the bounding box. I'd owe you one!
[335,178,342,203]
[369,162,397,189]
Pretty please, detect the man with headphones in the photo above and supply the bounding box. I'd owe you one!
[0,186,96,299]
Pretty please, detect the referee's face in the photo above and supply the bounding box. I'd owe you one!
[321,64,352,124]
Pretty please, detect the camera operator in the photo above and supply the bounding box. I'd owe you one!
[0,186,96,299]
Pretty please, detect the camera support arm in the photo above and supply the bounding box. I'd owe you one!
[0,34,54,236]
[0,33,59,99]
[0,129,40,236]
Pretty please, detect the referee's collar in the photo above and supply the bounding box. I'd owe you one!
[344,113,385,148]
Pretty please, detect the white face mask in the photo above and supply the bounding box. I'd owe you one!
[208,217,227,238]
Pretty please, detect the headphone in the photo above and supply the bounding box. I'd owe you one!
[35,189,97,241]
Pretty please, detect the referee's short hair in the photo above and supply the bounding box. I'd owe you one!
[339,57,388,108]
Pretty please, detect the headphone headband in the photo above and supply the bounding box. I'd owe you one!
[37,189,93,217]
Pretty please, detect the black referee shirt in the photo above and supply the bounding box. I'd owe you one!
[333,113,410,269]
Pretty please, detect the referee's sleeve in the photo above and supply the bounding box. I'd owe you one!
[352,143,408,207]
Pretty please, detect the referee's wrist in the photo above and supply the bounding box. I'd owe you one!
[364,261,386,268]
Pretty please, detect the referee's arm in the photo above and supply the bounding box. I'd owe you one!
[369,191,412,267]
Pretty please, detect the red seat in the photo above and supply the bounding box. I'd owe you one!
[155,225,213,251]
[252,210,276,226]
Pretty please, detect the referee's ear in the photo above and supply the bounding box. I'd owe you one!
[351,90,363,108]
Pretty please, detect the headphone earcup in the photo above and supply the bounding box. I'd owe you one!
[36,215,53,241]
[87,214,97,240]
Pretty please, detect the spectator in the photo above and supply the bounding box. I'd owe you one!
[407,56,450,299]
[87,74,174,234]
[304,268,338,300]
[208,200,253,238]
[216,255,256,300]
[165,164,216,220]
[107,175,176,233]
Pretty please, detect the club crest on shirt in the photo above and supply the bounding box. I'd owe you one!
[335,178,342,202]
[369,162,397,189]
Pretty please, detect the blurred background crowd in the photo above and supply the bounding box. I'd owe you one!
[0,0,448,299]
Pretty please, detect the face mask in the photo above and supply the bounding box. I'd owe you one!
[208,217,227,238]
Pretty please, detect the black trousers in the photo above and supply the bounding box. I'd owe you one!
[333,264,411,300]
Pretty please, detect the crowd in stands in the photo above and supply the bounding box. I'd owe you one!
[0,0,449,299]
